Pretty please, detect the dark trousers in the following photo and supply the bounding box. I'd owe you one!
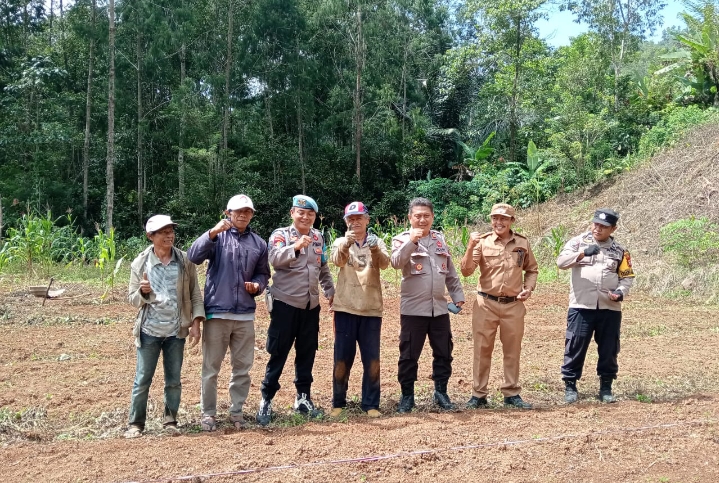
[561,308,622,381]
[260,299,320,400]
[332,311,382,411]
[398,313,453,387]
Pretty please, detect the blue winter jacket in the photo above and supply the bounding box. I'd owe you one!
[187,227,271,315]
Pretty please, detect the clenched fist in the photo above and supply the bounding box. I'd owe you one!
[409,228,424,244]
[209,219,232,240]
[583,244,601,257]
[294,235,312,252]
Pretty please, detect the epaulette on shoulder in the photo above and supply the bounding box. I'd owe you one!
[479,232,492,239]
[513,232,528,239]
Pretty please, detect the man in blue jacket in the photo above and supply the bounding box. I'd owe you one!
[188,194,271,431]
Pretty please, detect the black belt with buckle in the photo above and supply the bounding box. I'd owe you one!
[478,291,517,304]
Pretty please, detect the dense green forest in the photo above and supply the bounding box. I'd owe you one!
[1,0,719,242]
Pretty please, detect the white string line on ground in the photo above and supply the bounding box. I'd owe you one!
[123,419,715,483]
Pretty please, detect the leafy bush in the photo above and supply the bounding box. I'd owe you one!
[659,217,719,268]
[638,105,719,157]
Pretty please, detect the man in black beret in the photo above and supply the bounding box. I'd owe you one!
[556,209,635,403]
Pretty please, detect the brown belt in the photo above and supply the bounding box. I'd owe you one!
[478,291,517,304]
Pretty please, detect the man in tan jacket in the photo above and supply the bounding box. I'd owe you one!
[126,215,205,438]
[330,202,390,418]
[461,203,538,409]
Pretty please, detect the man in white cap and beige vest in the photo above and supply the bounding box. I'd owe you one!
[461,203,538,409]
[188,195,270,430]
[329,201,390,418]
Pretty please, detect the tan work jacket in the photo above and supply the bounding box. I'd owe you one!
[391,230,465,317]
[268,225,335,310]
[330,236,390,317]
[128,246,205,348]
[461,231,538,297]
[557,232,635,311]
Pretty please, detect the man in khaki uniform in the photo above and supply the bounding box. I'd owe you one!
[557,208,635,403]
[391,197,465,413]
[329,201,390,418]
[461,203,538,409]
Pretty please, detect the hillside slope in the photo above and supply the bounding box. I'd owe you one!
[520,122,719,295]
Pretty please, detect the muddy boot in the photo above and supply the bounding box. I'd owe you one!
[396,383,415,414]
[599,377,616,403]
[433,381,456,410]
[564,380,578,404]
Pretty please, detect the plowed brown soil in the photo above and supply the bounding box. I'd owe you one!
[1,281,718,482]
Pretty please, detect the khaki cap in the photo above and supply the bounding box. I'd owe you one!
[490,203,516,218]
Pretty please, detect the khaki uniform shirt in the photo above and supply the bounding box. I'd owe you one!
[461,231,538,297]
[268,225,335,310]
[557,232,635,311]
[330,236,390,318]
[391,230,465,317]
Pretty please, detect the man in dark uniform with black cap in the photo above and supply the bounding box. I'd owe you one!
[557,208,635,403]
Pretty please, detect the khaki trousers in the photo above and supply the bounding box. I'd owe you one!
[472,296,526,398]
[201,318,255,417]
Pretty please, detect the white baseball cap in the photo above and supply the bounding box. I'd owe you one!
[227,194,255,212]
[145,215,178,234]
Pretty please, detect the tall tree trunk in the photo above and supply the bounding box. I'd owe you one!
[353,5,364,181]
[401,40,408,143]
[297,95,306,194]
[178,41,186,199]
[82,0,96,221]
[266,94,278,185]
[137,31,144,227]
[0,194,3,241]
[222,0,234,193]
[509,14,521,163]
[105,0,116,232]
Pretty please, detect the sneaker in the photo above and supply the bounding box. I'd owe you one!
[294,393,324,418]
[504,395,532,409]
[256,398,273,426]
[466,396,489,409]
[329,407,344,418]
[564,381,578,404]
[366,409,381,418]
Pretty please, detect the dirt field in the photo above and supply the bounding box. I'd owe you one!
[1,281,718,483]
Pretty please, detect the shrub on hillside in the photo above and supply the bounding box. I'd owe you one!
[659,217,719,268]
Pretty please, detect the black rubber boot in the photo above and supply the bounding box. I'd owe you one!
[564,380,578,404]
[396,383,415,413]
[599,377,616,403]
[433,381,456,410]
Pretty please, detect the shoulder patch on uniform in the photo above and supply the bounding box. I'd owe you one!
[618,250,635,278]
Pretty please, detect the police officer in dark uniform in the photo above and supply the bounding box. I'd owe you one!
[557,208,635,403]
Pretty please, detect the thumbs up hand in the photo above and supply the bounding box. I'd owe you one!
[140,272,152,295]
